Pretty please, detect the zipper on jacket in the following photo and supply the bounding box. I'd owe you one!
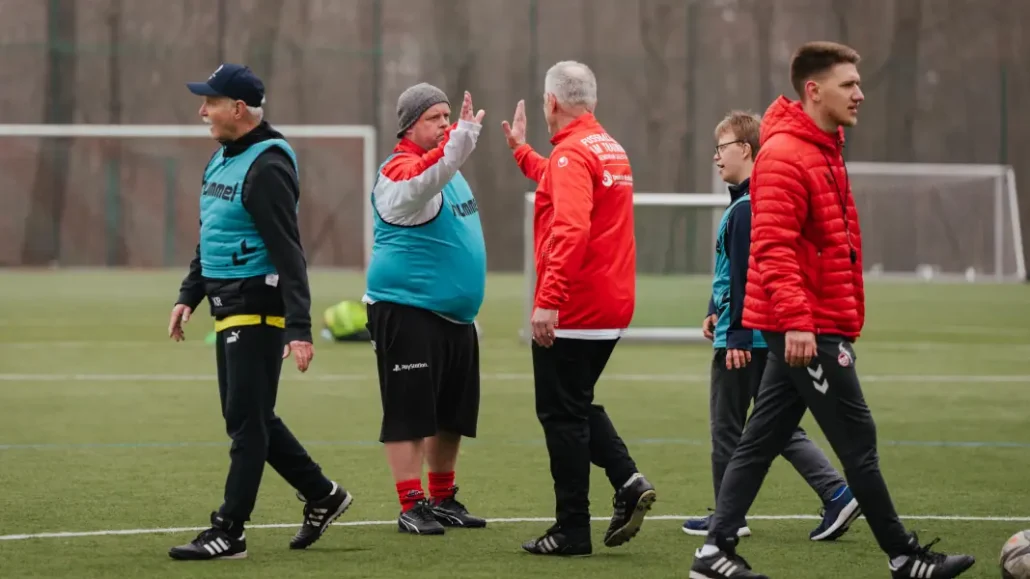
[820,150,857,264]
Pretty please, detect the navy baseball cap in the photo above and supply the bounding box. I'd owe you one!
[186,63,265,107]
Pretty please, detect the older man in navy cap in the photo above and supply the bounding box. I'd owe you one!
[167,64,352,560]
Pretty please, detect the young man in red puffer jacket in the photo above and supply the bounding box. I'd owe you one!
[689,42,976,579]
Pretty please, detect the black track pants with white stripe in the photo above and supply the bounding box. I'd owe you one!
[215,324,333,524]
[708,331,912,557]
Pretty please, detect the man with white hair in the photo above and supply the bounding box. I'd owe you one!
[503,61,656,556]
[167,63,352,560]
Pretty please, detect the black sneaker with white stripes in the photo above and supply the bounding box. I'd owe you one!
[397,499,446,535]
[168,512,247,561]
[889,534,975,578]
[603,472,657,548]
[289,481,354,549]
[689,537,768,579]
[521,524,592,557]
[429,486,487,528]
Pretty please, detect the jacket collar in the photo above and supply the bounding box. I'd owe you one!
[550,112,602,145]
[760,96,844,153]
[222,121,280,157]
[728,178,750,202]
[394,137,429,155]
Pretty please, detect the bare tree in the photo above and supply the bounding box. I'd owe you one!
[106,0,129,266]
[21,0,77,265]
[637,0,675,186]
[884,0,922,162]
[753,0,774,108]
[245,0,285,116]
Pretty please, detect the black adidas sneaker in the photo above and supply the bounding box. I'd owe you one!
[430,486,487,528]
[289,481,354,549]
[689,537,768,579]
[888,534,975,578]
[522,524,592,557]
[398,499,446,535]
[168,512,247,561]
[603,472,657,547]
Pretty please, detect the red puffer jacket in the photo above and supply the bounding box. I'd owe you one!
[743,96,865,339]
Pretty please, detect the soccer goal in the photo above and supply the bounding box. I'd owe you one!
[520,191,734,343]
[711,161,1027,283]
[0,124,377,268]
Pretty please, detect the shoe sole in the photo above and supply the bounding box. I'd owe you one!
[603,488,657,548]
[682,525,751,538]
[523,550,593,557]
[289,492,354,549]
[810,499,861,542]
[689,570,768,579]
[169,550,248,561]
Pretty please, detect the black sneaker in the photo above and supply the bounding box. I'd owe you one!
[289,481,354,549]
[430,486,487,528]
[603,472,657,548]
[889,534,975,578]
[168,512,247,561]
[689,537,768,579]
[521,524,592,557]
[398,499,446,535]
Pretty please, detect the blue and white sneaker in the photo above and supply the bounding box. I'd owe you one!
[809,484,862,541]
[682,512,751,538]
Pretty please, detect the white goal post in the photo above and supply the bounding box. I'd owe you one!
[0,123,378,267]
[712,161,1027,283]
[520,191,732,343]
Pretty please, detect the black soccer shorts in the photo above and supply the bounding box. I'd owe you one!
[366,301,481,442]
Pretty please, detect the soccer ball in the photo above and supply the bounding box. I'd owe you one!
[1000,530,1030,578]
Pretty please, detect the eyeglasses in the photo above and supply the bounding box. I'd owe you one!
[715,140,745,155]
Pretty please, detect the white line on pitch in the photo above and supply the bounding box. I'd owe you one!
[2,513,1028,542]
[0,373,1028,384]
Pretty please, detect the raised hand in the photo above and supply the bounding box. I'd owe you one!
[501,99,527,150]
[460,91,485,124]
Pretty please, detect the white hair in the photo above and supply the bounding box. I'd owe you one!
[246,95,266,122]
[544,61,597,110]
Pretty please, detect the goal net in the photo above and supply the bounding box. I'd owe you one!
[0,124,377,269]
[711,161,1027,283]
[520,191,733,343]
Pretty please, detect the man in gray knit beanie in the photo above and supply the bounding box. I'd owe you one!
[365,87,488,536]
[396,82,450,138]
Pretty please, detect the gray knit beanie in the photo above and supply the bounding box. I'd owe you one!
[396,83,450,138]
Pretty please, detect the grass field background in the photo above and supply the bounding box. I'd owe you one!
[1,269,1028,578]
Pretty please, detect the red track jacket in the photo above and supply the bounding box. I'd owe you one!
[514,113,636,333]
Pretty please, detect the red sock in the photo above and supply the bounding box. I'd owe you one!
[428,471,456,501]
[396,479,425,512]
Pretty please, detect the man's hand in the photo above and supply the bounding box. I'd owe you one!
[168,304,192,342]
[784,330,817,367]
[460,91,485,124]
[701,314,718,341]
[531,307,558,348]
[283,340,314,373]
[501,99,527,150]
[726,349,752,370]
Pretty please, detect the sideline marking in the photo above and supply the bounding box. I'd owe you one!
[3,514,1029,542]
